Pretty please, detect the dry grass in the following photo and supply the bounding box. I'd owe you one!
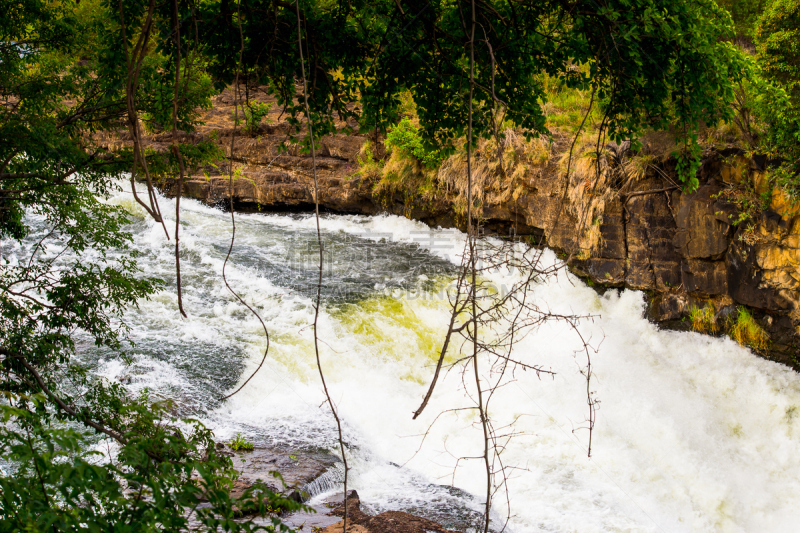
[701,119,748,147]
[438,129,550,195]
[372,150,427,198]
[557,143,614,256]
[622,154,655,184]
[639,129,680,161]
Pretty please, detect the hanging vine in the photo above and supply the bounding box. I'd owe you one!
[294,0,351,525]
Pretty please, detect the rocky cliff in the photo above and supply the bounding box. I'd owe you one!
[97,89,800,366]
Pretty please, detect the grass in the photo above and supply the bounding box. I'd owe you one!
[622,153,655,183]
[538,71,603,135]
[372,124,550,218]
[688,303,719,334]
[728,307,769,352]
[369,77,597,216]
[229,432,254,451]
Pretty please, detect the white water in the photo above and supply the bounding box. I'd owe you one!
[23,185,800,532]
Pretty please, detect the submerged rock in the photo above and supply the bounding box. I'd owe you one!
[196,443,338,508]
[229,444,338,497]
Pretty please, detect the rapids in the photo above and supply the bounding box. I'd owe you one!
[15,184,800,532]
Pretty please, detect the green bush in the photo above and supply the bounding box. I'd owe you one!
[385,118,445,169]
[139,54,216,134]
[0,394,303,531]
[717,0,769,41]
[236,102,272,134]
[756,0,800,101]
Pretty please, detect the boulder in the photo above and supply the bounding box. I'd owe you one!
[324,491,459,533]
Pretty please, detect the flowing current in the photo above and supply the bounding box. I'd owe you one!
[21,185,800,532]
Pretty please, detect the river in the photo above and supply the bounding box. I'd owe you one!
[66,185,800,532]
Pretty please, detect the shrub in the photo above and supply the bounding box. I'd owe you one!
[229,432,254,451]
[756,0,800,102]
[728,307,770,351]
[385,118,445,169]
[235,102,272,134]
[753,0,800,196]
[717,0,769,42]
[139,54,216,134]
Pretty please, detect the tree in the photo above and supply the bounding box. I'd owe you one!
[1,1,302,530]
[717,0,769,44]
[754,0,800,194]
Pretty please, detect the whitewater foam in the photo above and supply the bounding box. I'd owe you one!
[61,184,800,532]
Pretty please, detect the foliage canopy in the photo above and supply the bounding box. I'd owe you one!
[196,0,747,188]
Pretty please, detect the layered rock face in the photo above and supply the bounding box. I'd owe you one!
[570,158,799,361]
[98,90,800,365]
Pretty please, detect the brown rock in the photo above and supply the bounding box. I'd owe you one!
[757,245,789,271]
[326,491,459,533]
[652,261,682,291]
[587,258,626,285]
[648,293,689,321]
[355,511,457,533]
[727,241,791,311]
[783,234,800,249]
[231,446,337,496]
[627,261,656,289]
[682,259,728,296]
[229,479,253,500]
[771,188,800,220]
[753,170,771,195]
[673,185,730,260]
[321,523,370,533]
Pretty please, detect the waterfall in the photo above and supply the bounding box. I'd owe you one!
[47,183,799,532]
